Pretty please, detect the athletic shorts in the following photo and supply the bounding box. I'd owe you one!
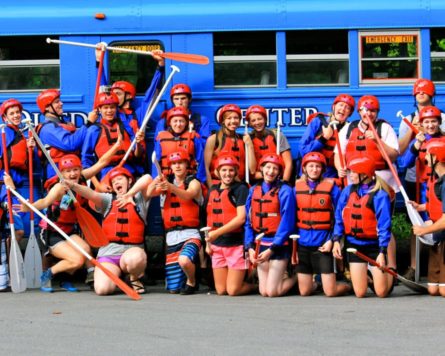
[259,244,290,261]
[97,255,122,267]
[346,242,380,264]
[210,244,246,270]
[427,243,445,285]
[39,228,77,254]
[295,245,334,274]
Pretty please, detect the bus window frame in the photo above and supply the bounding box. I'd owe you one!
[358,29,421,85]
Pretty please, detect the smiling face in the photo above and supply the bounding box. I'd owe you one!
[261,162,280,183]
[421,117,440,136]
[170,160,188,177]
[218,165,237,187]
[359,107,378,125]
[112,88,126,107]
[222,111,241,132]
[99,104,117,121]
[4,106,22,126]
[61,167,82,184]
[248,113,266,132]
[169,116,187,134]
[332,101,352,123]
[48,97,63,116]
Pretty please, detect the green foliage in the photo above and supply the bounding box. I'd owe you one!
[392,212,412,241]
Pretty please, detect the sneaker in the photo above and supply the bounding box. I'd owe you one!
[403,267,415,282]
[60,281,79,292]
[85,270,94,286]
[180,284,197,295]
[40,270,54,293]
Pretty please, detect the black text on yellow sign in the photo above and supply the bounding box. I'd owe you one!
[365,35,415,44]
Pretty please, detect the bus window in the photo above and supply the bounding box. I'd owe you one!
[108,41,162,95]
[0,36,59,91]
[431,28,445,82]
[286,30,348,86]
[213,32,276,88]
[359,30,420,84]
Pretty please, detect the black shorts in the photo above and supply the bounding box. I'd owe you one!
[259,244,290,261]
[295,245,334,274]
[346,242,380,264]
[39,229,74,254]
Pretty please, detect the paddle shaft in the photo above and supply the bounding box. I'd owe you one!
[93,48,106,109]
[245,124,249,184]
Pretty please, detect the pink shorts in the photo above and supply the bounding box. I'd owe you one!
[210,244,247,270]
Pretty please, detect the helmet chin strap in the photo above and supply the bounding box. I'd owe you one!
[47,103,63,121]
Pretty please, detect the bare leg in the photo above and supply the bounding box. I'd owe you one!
[94,262,121,296]
[349,262,368,298]
[226,269,256,296]
[213,267,228,295]
[49,235,89,275]
[321,273,351,297]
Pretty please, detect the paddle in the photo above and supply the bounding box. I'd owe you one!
[332,123,347,187]
[363,110,434,245]
[23,120,108,248]
[93,44,106,108]
[0,124,26,293]
[346,248,428,294]
[23,130,42,288]
[9,186,141,300]
[244,123,249,184]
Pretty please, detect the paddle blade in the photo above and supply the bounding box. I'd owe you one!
[405,203,435,245]
[74,202,108,248]
[90,258,141,300]
[161,52,209,65]
[9,235,26,293]
[24,231,43,289]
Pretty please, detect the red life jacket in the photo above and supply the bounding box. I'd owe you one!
[345,120,388,170]
[102,195,145,245]
[47,181,88,235]
[250,129,277,165]
[343,186,378,239]
[295,179,335,230]
[0,125,28,171]
[417,136,444,182]
[94,120,132,164]
[426,176,443,222]
[314,115,344,168]
[156,130,197,174]
[206,184,241,234]
[250,183,282,236]
[163,176,200,232]
[36,121,79,166]
[210,132,246,181]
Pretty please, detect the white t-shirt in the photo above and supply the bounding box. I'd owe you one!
[335,119,400,192]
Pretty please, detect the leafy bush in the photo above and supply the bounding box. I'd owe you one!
[392,212,412,240]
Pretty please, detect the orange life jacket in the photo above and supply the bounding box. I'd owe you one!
[345,120,388,170]
[0,125,28,171]
[163,176,200,232]
[102,195,145,245]
[206,184,241,233]
[94,120,132,164]
[210,132,246,181]
[156,130,197,174]
[426,176,443,223]
[250,183,282,236]
[250,129,277,165]
[295,179,335,230]
[343,186,378,239]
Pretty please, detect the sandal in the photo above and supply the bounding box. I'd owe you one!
[130,279,146,295]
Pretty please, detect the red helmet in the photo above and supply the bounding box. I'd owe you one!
[425,137,445,163]
[167,149,190,165]
[413,78,435,97]
[0,99,23,117]
[111,81,136,98]
[36,89,60,113]
[95,92,119,109]
[170,84,192,99]
[166,106,190,125]
[333,94,355,112]
[245,105,267,122]
[358,95,379,112]
[419,106,442,123]
[108,166,133,183]
[347,155,376,178]
[215,154,240,170]
[58,154,82,171]
[218,104,242,124]
[302,152,327,168]
[259,153,284,172]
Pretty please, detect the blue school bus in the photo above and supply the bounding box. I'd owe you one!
[1,0,445,235]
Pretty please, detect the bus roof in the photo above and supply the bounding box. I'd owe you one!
[2,0,445,36]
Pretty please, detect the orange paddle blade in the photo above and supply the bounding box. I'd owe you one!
[160,52,209,65]
[74,202,108,248]
[90,258,141,300]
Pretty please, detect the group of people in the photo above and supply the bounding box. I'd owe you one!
[0,51,444,299]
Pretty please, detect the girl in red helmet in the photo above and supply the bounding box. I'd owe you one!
[300,94,355,179]
[245,153,297,297]
[332,155,393,298]
[245,104,293,183]
[294,152,351,297]
[0,98,41,242]
[21,143,120,293]
[204,104,256,188]
[64,165,150,295]
[121,149,203,294]
[154,106,206,183]
[82,92,145,192]
[205,154,256,296]
[412,139,445,296]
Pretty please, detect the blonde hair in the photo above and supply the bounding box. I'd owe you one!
[369,175,393,198]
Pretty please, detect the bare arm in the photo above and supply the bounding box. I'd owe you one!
[281,150,293,182]
[23,183,65,212]
[64,181,105,211]
[82,136,123,180]
[167,179,201,201]
[204,134,216,188]
[207,205,246,242]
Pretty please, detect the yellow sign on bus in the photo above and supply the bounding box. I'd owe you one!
[112,44,162,53]
[365,35,415,44]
